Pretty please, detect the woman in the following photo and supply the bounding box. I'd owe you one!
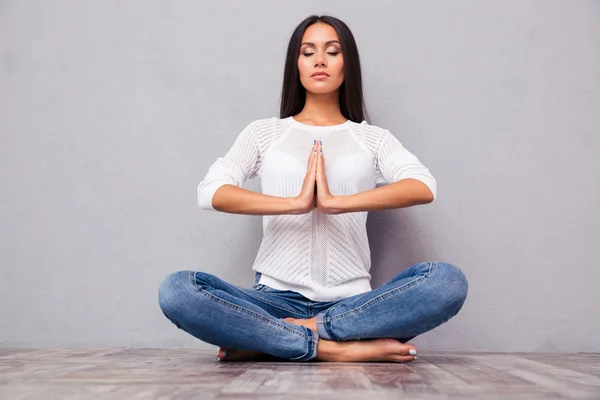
[158,15,468,363]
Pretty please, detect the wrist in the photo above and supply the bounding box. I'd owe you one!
[289,196,304,214]
[327,195,346,214]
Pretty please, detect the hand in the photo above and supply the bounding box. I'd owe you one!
[293,141,318,214]
[315,141,342,214]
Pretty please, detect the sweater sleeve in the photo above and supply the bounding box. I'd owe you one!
[374,129,437,200]
[197,120,262,211]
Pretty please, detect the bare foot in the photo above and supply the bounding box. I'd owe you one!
[284,316,418,363]
[316,338,418,363]
[284,317,317,333]
[216,317,316,362]
[217,347,274,362]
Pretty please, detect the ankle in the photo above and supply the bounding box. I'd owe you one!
[315,338,342,361]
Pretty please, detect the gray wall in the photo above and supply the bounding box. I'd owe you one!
[1,0,599,352]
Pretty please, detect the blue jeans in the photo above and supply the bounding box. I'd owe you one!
[158,261,468,361]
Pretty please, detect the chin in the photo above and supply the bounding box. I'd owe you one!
[306,87,337,95]
[303,82,343,95]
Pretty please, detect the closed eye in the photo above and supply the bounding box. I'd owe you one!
[302,52,340,57]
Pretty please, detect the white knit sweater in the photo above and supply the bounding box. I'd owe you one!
[197,116,436,302]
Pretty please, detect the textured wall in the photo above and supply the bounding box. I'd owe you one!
[1,0,599,352]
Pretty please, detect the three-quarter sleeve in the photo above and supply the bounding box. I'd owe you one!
[374,129,437,200]
[197,120,262,211]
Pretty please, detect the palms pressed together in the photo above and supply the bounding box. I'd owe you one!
[217,140,418,362]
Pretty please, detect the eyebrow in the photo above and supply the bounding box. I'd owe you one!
[301,40,341,46]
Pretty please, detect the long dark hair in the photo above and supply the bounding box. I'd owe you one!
[279,15,370,124]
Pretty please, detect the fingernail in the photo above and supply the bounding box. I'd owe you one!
[314,139,316,144]
[223,351,227,357]
[314,149,316,152]
[320,140,322,145]
[409,349,417,355]
[320,149,322,153]
[216,357,221,362]
[414,356,418,359]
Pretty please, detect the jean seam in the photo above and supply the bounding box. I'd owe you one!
[318,309,341,341]
[189,271,198,289]
[243,291,306,318]
[428,261,435,275]
[330,261,436,322]
[190,271,303,317]
[288,327,319,361]
[308,329,319,361]
[197,289,306,338]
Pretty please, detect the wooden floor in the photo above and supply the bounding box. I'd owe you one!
[0,349,599,399]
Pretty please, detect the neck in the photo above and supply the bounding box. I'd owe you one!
[295,90,346,125]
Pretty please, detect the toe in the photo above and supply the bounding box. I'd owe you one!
[393,355,417,363]
[218,348,229,359]
[402,344,418,356]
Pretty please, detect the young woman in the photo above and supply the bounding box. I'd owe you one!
[158,15,468,363]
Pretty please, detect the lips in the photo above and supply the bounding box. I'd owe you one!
[311,72,329,77]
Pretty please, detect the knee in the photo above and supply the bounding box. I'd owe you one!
[158,270,194,320]
[433,262,468,309]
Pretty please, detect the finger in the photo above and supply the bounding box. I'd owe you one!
[308,144,317,171]
[309,143,316,160]
[316,152,329,196]
[310,146,318,174]
[318,142,324,163]
[316,151,323,180]
[316,146,325,174]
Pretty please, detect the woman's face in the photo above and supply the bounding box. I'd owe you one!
[297,22,344,95]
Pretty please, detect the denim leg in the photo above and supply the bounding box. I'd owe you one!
[315,262,468,341]
[158,270,319,361]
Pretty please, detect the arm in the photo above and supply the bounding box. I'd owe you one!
[331,129,436,213]
[212,185,300,215]
[197,120,301,215]
[331,178,433,213]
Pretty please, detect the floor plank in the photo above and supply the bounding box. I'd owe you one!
[0,348,598,399]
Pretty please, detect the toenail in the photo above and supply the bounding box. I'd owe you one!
[409,349,417,355]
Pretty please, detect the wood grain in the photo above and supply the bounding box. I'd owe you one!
[0,348,598,399]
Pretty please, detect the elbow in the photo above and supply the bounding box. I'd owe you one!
[197,181,229,211]
[398,178,436,204]
[412,176,436,204]
[424,187,435,203]
[399,168,436,204]
[197,185,214,211]
[425,178,436,203]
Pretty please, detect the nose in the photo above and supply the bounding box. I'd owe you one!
[315,53,326,68]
